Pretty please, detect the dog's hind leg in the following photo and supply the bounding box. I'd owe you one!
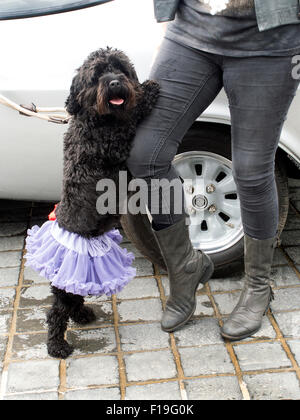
[46,287,75,359]
[69,295,97,326]
[47,286,97,359]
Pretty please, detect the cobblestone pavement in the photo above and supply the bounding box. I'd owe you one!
[0,180,299,400]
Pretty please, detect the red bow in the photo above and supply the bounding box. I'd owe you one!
[48,204,58,221]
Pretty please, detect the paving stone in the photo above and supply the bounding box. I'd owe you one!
[0,223,27,237]
[124,350,177,382]
[213,291,241,316]
[133,258,154,277]
[0,207,29,223]
[0,251,22,268]
[287,340,300,365]
[292,200,300,212]
[0,288,16,310]
[7,360,59,393]
[193,295,215,317]
[83,293,111,303]
[271,287,300,312]
[120,242,143,257]
[289,185,300,197]
[288,179,300,188]
[116,277,159,300]
[119,323,169,352]
[179,345,235,377]
[11,333,48,360]
[284,215,300,231]
[209,273,244,292]
[0,267,20,287]
[0,200,32,209]
[0,336,7,361]
[67,327,117,356]
[125,381,181,400]
[0,236,24,252]
[280,230,300,246]
[234,342,291,371]
[65,387,121,400]
[273,311,300,338]
[4,392,58,400]
[23,266,47,285]
[118,229,130,244]
[174,318,223,347]
[16,308,48,333]
[117,298,163,323]
[288,204,300,218]
[161,276,170,296]
[19,285,53,308]
[244,372,300,400]
[272,248,289,266]
[66,355,119,388]
[185,376,242,400]
[271,265,300,287]
[285,247,300,265]
[0,311,12,334]
[69,302,113,328]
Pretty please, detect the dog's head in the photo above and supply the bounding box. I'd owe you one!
[65,47,141,118]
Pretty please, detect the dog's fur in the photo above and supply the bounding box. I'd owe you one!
[47,47,159,358]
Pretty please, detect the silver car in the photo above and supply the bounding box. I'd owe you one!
[0,0,299,274]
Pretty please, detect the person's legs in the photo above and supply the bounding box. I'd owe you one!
[127,37,223,226]
[221,55,300,340]
[127,37,223,331]
[223,55,299,240]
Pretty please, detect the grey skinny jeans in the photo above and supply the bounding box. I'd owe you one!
[126,37,299,240]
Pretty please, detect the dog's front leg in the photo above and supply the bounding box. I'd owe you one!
[69,297,97,325]
[135,80,160,122]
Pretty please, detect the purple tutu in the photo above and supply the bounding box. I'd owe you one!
[25,220,136,297]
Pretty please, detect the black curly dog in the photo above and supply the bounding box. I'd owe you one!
[47,47,159,359]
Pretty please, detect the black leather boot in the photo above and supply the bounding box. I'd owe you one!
[152,218,214,332]
[221,234,277,341]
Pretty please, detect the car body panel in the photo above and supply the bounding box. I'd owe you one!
[0,0,113,21]
[0,0,299,201]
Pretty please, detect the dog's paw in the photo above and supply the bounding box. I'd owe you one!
[70,305,97,325]
[142,80,160,96]
[47,339,74,359]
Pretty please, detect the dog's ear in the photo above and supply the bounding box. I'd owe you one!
[65,73,81,116]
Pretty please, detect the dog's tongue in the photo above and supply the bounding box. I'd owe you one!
[109,98,124,105]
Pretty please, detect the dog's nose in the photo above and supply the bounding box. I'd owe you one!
[109,80,120,89]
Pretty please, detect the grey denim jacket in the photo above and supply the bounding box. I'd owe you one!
[153,0,300,31]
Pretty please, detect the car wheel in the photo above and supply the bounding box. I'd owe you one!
[121,123,289,277]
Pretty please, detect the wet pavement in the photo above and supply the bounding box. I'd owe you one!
[0,179,300,400]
